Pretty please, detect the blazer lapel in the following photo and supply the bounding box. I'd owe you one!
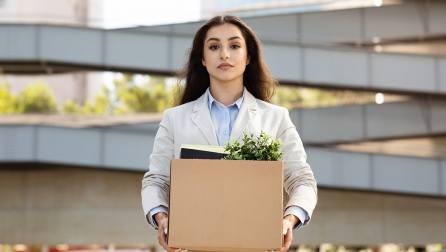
[190,91,219,146]
[230,89,258,141]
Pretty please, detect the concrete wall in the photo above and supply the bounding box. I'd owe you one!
[1,123,445,197]
[295,189,446,245]
[290,100,446,144]
[2,24,446,95]
[206,2,446,43]
[1,166,446,245]
[0,166,154,245]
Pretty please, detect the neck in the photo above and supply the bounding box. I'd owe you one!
[209,76,244,106]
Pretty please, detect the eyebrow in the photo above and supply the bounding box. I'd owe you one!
[206,36,243,43]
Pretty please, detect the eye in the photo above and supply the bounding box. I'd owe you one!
[209,45,219,50]
[230,44,241,49]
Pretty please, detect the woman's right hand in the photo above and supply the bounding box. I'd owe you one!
[154,212,186,252]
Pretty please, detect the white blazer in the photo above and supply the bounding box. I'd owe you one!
[141,89,317,229]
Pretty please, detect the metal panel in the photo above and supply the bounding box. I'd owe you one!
[429,3,446,35]
[263,44,301,81]
[306,148,371,189]
[371,53,437,92]
[36,127,101,166]
[106,122,160,132]
[171,22,205,35]
[340,152,371,189]
[0,126,35,161]
[40,26,102,64]
[0,25,37,59]
[0,120,444,197]
[126,25,173,34]
[127,3,446,44]
[105,31,169,70]
[439,58,446,92]
[431,101,446,133]
[288,110,300,130]
[304,48,368,87]
[243,14,299,43]
[103,131,154,171]
[364,4,424,40]
[373,155,439,195]
[301,9,361,43]
[2,22,446,94]
[366,101,428,138]
[441,160,446,195]
[306,147,333,186]
[294,100,446,143]
[300,105,363,143]
[171,36,192,70]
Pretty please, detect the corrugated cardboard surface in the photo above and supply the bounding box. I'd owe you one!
[168,159,284,252]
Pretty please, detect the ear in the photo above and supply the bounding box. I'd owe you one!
[202,58,206,66]
[246,55,250,65]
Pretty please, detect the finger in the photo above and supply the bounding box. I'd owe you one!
[281,228,292,252]
[158,228,179,252]
[283,220,291,235]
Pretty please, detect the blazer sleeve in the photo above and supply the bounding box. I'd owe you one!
[141,109,174,230]
[277,107,318,226]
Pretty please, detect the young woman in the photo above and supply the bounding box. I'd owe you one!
[141,16,317,252]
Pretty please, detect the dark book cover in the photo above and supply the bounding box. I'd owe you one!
[180,148,229,160]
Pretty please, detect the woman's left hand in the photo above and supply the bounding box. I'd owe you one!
[279,214,299,252]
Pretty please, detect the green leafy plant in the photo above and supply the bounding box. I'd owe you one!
[222,131,283,161]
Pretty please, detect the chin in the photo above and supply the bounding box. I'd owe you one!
[211,72,243,83]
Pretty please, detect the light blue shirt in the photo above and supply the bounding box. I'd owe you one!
[150,87,308,230]
[208,87,245,146]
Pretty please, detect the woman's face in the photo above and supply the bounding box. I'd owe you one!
[202,23,250,84]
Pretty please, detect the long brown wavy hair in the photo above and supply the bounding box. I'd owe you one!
[174,15,278,106]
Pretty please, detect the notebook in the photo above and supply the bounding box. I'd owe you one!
[180,144,229,160]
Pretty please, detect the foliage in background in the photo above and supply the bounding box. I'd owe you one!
[0,74,177,115]
[15,81,58,113]
[62,85,113,115]
[222,131,283,161]
[274,85,375,110]
[0,79,57,114]
[114,74,171,114]
[63,74,176,115]
[0,81,17,114]
[0,74,377,115]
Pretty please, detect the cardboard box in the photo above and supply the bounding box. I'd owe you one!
[168,159,284,252]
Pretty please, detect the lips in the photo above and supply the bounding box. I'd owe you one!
[218,62,233,69]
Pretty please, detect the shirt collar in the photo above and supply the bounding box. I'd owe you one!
[207,87,245,112]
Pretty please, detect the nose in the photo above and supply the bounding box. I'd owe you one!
[220,48,229,60]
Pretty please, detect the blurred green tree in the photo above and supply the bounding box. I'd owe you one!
[0,79,58,114]
[273,85,303,110]
[0,80,17,114]
[15,81,58,113]
[274,85,374,109]
[63,84,114,115]
[62,74,175,115]
[62,99,82,114]
[114,74,172,114]
[2,75,375,116]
